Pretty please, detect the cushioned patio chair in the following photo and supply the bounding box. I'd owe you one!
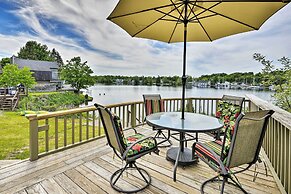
[95,103,159,193]
[143,94,172,147]
[211,95,245,140]
[193,110,274,194]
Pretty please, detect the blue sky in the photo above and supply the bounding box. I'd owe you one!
[0,0,291,77]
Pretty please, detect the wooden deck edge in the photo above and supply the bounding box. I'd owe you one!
[261,148,286,194]
[0,160,22,169]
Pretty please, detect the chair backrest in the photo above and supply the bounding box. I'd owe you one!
[226,110,274,168]
[143,94,165,116]
[94,104,127,156]
[221,95,245,113]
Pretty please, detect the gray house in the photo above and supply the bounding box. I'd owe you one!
[11,56,62,90]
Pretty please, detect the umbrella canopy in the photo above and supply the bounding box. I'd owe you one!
[107,0,289,119]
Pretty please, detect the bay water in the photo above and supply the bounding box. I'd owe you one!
[86,85,274,106]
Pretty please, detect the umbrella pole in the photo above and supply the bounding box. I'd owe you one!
[181,1,188,120]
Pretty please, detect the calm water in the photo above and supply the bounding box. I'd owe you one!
[86,85,274,106]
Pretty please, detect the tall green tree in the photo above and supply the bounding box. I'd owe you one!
[0,64,36,88]
[18,41,53,61]
[253,53,291,112]
[60,57,95,93]
[17,41,63,66]
[50,48,64,66]
[0,57,10,68]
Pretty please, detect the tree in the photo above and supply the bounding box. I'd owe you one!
[50,48,64,66]
[18,41,53,61]
[0,57,10,68]
[60,57,95,93]
[0,64,36,88]
[253,53,291,112]
[17,41,63,66]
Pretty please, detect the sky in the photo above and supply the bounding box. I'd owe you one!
[0,0,291,77]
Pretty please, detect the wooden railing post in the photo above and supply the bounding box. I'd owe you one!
[131,103,136,128]
[28,114,39,161]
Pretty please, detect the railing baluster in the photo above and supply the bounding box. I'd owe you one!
[92,111,95,138]
[122,105,125,127]
[79,113,82,142]
[86,111,89,140]
[72,115,75,144]
[45,119,49,152]
[64,116,67,147]
[55,117,58,149]
[98,114,101,136]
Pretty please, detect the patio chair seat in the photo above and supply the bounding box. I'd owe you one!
[125,133,157,158]
[194,140,223,171]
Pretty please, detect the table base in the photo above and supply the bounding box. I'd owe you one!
[166,147,198,166]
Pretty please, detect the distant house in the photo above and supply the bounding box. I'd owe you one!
[10,56,62,89]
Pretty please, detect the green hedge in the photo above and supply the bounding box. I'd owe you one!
[19,92,86,111]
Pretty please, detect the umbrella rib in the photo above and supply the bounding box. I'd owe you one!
[132,3,185,37]
[188,2,221,21]
[168,5,186,43]
[188,3,213,41]
[189,13,218,22]
[170,0,185,20]
[188,2,258,30]
[155,9,181,21]
[107,2,183,20]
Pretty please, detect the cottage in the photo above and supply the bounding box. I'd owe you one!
[10,56,62,90]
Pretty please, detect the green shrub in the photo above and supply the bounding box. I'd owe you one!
[19,92,86,111]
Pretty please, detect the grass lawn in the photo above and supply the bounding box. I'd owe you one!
[0,111,104,160]
[0,111,30,160]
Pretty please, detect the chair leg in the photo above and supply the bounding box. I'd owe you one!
[220,176,227,194]
[229,175,248,194]
[154,129,172,148]
[201,174,248,194]
[201,175,220,193]
[110,161,151,193]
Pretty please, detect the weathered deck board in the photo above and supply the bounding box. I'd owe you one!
[0,125,282,194]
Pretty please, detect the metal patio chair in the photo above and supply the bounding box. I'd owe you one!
[211,95,245,140]
[95,103,159,193]
[143,94,172,147]
[193,110,274,194]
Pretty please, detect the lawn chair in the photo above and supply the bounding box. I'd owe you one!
[95,103,159,193]
[193,110,274,193]
[212,95,245,140]
[143,94,172,147]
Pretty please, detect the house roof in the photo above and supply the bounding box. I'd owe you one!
[11,56,59,71]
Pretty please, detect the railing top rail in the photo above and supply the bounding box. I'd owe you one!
[26,106,97,120]
[246,94,291,129]
[25,96,250,121]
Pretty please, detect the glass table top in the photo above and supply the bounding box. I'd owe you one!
[146,112,223,133]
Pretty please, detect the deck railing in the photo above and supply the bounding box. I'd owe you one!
[26,97,251,161]
[246,94,291,194]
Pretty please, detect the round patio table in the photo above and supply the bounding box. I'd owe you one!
[146,112,223,181]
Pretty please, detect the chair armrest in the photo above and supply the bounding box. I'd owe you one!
[122,136,157,160]
[195,142,228,175]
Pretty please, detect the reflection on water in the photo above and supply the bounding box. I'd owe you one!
[86,85,274,106]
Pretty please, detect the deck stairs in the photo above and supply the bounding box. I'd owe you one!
[0,91,19,111]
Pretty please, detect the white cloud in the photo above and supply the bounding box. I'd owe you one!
[0,0,291,77]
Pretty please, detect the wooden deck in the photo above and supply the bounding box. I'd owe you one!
[0,125,281,194]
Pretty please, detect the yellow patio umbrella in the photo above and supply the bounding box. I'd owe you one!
[107,0,290,119]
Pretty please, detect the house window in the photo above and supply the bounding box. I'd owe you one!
[51,69,59,80]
